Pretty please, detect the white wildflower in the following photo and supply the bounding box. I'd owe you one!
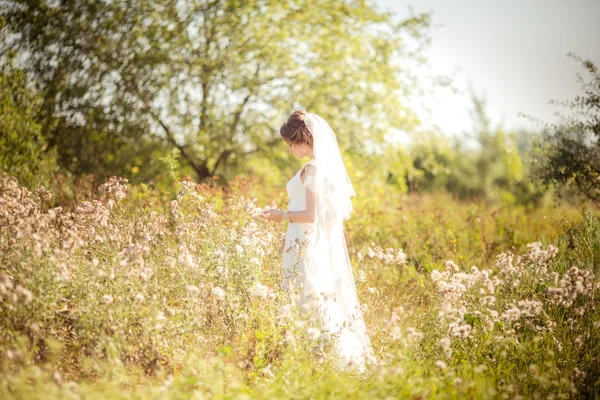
[435,360,447,370]
[431,270,442,281]
[251,283,269,298]
[278,305,292,319]
[307,327,321,341]
[211,286,226,300]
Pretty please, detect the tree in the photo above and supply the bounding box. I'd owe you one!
[531,54,600,205]
[0,63,60,189]
[1,0,430,182]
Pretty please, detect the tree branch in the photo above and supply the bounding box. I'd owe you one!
[210,65,261,175]
[128,79,210,180]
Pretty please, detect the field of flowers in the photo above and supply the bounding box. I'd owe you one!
[1,172,599,399]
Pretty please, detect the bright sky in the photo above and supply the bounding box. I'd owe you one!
[375,0,600,136]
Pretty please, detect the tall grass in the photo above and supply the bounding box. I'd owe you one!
[1,173,598,399]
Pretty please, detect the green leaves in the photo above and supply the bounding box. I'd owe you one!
[0,65,60,190]
[531,54,600,205]
[1,0,431,183]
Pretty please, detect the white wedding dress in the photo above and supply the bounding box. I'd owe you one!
[282,158,376,372]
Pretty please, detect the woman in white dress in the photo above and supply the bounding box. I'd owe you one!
[262,110,376,373]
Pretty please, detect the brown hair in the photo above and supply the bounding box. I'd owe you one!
[280,110,313,147]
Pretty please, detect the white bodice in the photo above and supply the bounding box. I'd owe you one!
[284,158,317,238]
[286,158,316,212]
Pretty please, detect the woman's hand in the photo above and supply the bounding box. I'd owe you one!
[262,208,284,223]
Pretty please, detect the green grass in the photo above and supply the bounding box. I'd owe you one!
[1,173,599,399]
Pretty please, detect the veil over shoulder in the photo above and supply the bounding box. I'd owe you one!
[303,113,355,229]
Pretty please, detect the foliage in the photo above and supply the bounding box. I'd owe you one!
[0,172,598,398]
[532,54,600,205]
[0,0,430,182]
[0,64,60,189]
[381,93,544,206]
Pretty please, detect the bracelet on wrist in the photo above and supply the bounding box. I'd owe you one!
[283,210,291,222]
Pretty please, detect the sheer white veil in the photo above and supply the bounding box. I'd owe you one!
[302,112,375,370]
[303,113,356,231]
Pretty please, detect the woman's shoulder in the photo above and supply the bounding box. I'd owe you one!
[300,160,317,182]
[305,158,317,167]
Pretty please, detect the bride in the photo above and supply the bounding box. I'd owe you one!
[262,110,376,373]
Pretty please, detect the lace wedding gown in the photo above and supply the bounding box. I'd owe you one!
[282,158,376,372]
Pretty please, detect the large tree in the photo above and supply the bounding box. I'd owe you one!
[1,0,429,182]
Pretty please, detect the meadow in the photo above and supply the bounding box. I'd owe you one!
[1,171,598,399]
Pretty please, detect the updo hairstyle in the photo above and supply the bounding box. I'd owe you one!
[279,110,313,148]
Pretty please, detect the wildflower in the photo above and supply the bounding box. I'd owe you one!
[358,270,367,282]
[307,327,321,341]
[284,331,296,345]
[6,349,22,360]
[211,286,226,300]
[445,260,460,273]
[260,364,276,380]
[250,257,261,267]
[102,294,114,304]
[278,305,292,319]
[435,360,447,370]
[15,285,33,303]
[406,327,423,340]
[186,285,200,295]
[235,245,244,255]
[35,186,52,202]
[439,337,451,349]
[529,364,539,375]
[391,249,407,264]
[474,364,488,373]
[241,236,250,246]
[571,367,587,380]
[98,176,128,201]
[517,300,543,317]
[134,293,145,302]
[251,283,269,298]
[482,295,496,306]
[450,323,472,338]
[431,270,442,281]
[502,306,521,323]
[390,326,401,340]
[367,247,375,258]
